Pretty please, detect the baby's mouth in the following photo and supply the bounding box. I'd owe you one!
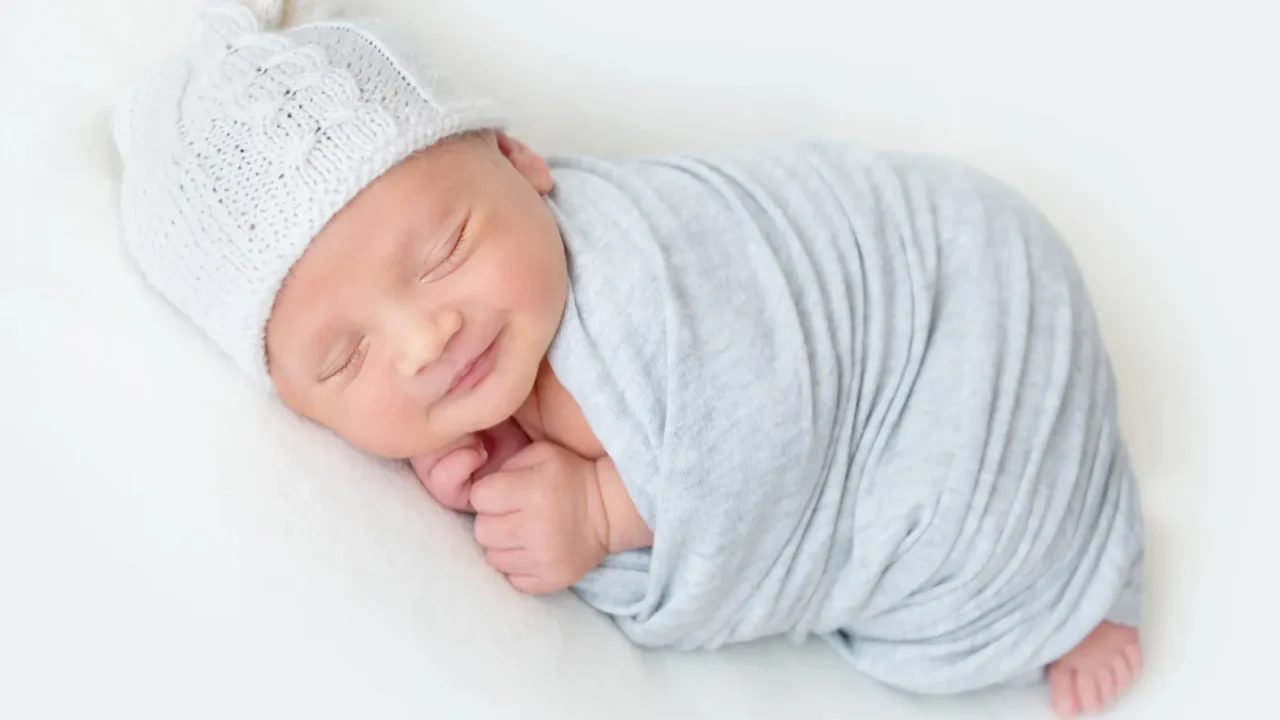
[441,332,499,401]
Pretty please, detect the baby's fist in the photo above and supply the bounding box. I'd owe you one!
[469,442,610,594]
[409,419,530,512]
[409,434,486,512]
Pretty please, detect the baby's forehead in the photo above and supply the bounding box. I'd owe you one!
[270,167,470,315]
[351,148,484,220]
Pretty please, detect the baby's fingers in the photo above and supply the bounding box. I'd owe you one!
[410,433,480,474]
[484,548,529,576]
[470,469,531,515]
[412,451,483,512]
[474,513,523,550]
[506,573,558,595]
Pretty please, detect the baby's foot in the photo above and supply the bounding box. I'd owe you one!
[1046,621,1143,717]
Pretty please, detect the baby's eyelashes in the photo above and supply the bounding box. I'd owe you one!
[418,212,472,283]
[313,333,367,383]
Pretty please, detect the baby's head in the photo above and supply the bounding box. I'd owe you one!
[267,130,566,459]
[114,1,566,459]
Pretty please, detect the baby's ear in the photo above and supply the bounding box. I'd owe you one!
[495,131,553,195]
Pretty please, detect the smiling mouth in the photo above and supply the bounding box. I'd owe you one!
[444,334,498,399]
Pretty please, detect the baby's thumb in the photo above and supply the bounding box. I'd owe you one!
[507,573,556,595]
[497,441,559,472]
[411,444,487,512]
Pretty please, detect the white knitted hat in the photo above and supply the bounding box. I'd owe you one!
[113,0,507,388]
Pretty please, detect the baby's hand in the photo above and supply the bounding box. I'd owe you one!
[409,419,530,512]
[469,442,610,594]
[409,434,486,512]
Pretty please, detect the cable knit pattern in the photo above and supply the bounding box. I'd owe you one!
[113,0,507,387]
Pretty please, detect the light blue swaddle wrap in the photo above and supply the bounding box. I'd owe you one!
[543,142,1144,695]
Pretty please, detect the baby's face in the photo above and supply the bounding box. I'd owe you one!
[265,131,566,459]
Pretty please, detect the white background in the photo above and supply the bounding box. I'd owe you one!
[2,0,1276,717]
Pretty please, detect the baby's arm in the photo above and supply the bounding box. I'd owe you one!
[594,456,653,553]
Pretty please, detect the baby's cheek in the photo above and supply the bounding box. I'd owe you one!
[339,378,428,458]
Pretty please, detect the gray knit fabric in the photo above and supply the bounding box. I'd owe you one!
[546,143,1144,694]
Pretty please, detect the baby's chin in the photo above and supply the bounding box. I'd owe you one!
[457,374,532,437]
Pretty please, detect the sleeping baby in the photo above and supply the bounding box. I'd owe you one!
[113,2,1145,716]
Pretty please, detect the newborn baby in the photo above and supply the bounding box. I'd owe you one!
[113,2,1144,717]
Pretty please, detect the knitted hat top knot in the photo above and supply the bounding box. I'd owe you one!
[113,0,508,389]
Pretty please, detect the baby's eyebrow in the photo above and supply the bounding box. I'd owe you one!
[398,220,431,262]
[402,203,467,260]
[301,321,344,379]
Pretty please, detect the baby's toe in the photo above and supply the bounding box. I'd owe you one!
[1076,670,1102,713]
[1124,641,1144,678]
[1048,665,1080,718]
[1111,650,1134,695]
[1095,662,1117,707]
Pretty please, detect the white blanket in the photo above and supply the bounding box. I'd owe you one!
[3,1,1276,718]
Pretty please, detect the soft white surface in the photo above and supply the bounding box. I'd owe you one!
[2,1,1276,718]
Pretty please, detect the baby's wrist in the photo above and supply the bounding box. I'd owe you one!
[593,456,651,554]
[582,457,613,560]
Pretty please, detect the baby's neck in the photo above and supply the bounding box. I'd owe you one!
[513,358,604,460]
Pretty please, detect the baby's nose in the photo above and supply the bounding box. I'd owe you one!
[393,308,462,377]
